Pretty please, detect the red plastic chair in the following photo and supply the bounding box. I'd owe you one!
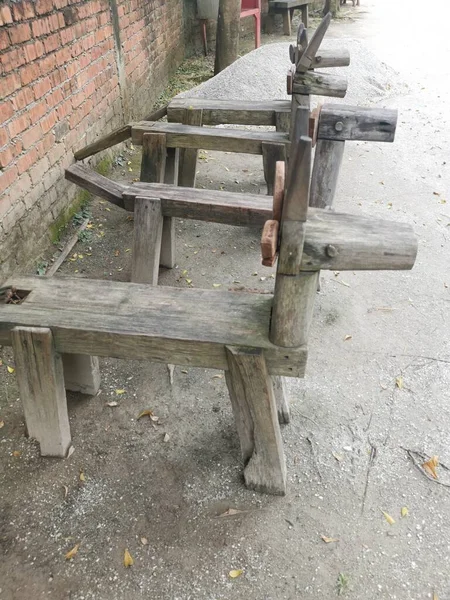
[240,0,261,49]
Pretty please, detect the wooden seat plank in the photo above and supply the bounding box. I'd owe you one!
[0,276,306,377]
[131,122,289,154]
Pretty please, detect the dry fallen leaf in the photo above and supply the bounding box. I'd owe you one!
[211,374,223,380]
[332,451,343,462]
[344,335,352,341]
[219,508,244,517]
[124,548,134,568]
[137,409,159,422]
[422,455,439,479]
[395,376,404,389]
[63,485,69,500]
[163,433,170,442]
[106,401,119,407]
[401,506,409,518]
[433,591,439,600]
[7,366,15,374]
[79,470,85,482]
[381,510,395,525]
[65,543,80,560]
[0,420,4,429]
[141,537,148,546]
[229,569,243,579]
[212,283,221,288]
[321,535,339,543]
[115,389,125,395]
[12,450,21,457]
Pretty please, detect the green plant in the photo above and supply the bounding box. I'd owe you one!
[36,260,48,276]
[78,229,93,243]
[336,573,349,596]
[73,207,92,226]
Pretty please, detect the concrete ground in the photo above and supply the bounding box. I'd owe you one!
[1,0,449,598]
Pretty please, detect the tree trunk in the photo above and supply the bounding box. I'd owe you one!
[214,0,241,75]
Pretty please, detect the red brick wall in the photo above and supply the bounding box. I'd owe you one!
[0,0,185,278]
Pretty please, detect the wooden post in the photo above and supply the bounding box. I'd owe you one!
[270,136,318,348]
[132,197,163,285]
[62,355,101,396]
[225,346,287,495]
[178,108,203,188]
[309,139,345,208]
[214,0,241,75]
[12,327,71,457]
[272,376,290,424]
[139,132,175,270]
[262,142,286,196]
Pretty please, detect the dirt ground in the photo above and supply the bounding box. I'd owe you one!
[1,0,450,598]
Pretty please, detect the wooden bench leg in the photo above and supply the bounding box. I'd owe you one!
[132,197,163,284]
[225,346,287,495]
[12,326,71,457]
[266,13,275,34]
[301,4,308,27]
[62,354,100,395]
[282,10,292,35]
[262,142,286,196]
[309,139,345,209]
[178,108,203,188]
[272,376,290,424]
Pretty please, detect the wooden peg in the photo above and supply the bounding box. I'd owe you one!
[261,220,279,267]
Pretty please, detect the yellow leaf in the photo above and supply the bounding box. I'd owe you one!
[7,366,15,374]
[332,451,343,462]
[344,334,352,341]
[105,207,111,211]
[219,508,244,517]
[381,511,395,525]
[137,409,154,420]
[401,506,409,518]
[12,450,21,457]
[65,543,80,560]
[433,592,439,600]
[395,376,403,389]
[0,359,2,365]
[0,420,4,429]
[212,283,221,288]
[86,223,94,229]
[422,455,439,479]
[125,248,131,252]
[186,279,192,284]
[115,389,125,395]
[78,254,83,259]
[229,569,243,578]
[321,535,339,543]
[124,548,134,567]
[79,470,85,482]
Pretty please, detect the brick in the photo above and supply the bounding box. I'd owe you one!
[0,147,14,169]
[60,25,75,45]
[20,63,41,86]
[55,0,69,9]
[0,72,21,99]
[29,100,48,122]
[38,54,57,76]
[22,124,43,150]
[2,200,27,234]
[0,101,14,122]
[0,166,18,196]
[12,86,35,110]
[0,5,13,25]
[8,114,30,138]
[24,40,45,63]
[0,28,10,51]
[29,156,50,185]
[54,119,69,142]
[41,111,58,134]
[16,148,39,175]
[33,77,52,99]
[56,99,72,120]
[2,48,26,72]
[9,22,32,44]
[12,1,35,20]
[0,127,9,148]
[46,88,64,109]
[35,0,54,15]
[35,131,55,158]
[55,47,71,67]
[43,32,61,54]
[32,17,51,37]
[47,142,65,166]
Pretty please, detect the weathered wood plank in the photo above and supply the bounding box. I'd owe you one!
[292,71,347,98]
[168,98,291,126]
[318,104,397,142]
[132,197,163,285]
[62,354,101,395]
[309,139,345,208]
[65,164,127,208]
[74,125,131,161]
[225,346,287,495]
[272,375,290,424]
[272,160,285,222]
[178,108,203,188]
[311,48,350,69]
[131,122,289,154]
[0,276,307,377]
[11,326,71,457]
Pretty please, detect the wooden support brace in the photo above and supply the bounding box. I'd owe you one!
[62,354,101,396]
[132,197,163,285]
[262,142,286,195]
[139,132,175,270]
[11,326,71,457]
[178,108,203,188]
[309,139,345,209]
[272,375,290,424]
[292,71,347,98]
[225,346,287,495]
